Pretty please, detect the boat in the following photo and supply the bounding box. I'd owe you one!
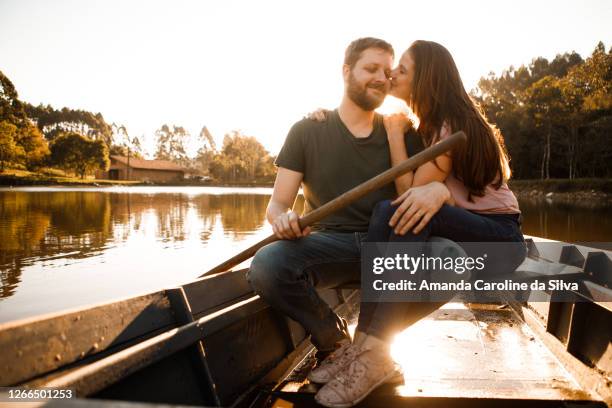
[0,236,610,408]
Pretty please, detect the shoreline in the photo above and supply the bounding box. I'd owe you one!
[0,173,275,188]
[508,179,612,207]
[1,173,611,204]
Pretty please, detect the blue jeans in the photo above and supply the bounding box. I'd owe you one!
[247,231,366,351]
[358,200,526,341]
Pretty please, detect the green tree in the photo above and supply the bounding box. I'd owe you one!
[209,131,276,182]
[154,124,190,166]
[50,132,110,178]
[131,135,144,159]
[26,104,113,145]
[110,123,144,159]
[474,41,611,179]
[0,71,50,169]
[0,121,25,171]
[193,126,216,174]
[0,71,28,125]
[567,42,612,178]
[17,122,49,169]
[524,75,565,179]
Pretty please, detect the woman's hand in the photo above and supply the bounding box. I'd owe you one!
[389,182,451,235]
[305,108,330,122]
[383,113,412,139]
[272,211,311,240]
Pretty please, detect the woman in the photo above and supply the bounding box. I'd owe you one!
[313,40,526,408]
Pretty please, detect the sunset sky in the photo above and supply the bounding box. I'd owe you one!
[1,0,610,156]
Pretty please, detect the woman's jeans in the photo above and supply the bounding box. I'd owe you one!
[358,200,526,341]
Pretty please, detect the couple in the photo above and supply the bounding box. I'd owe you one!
[247,37,525,407]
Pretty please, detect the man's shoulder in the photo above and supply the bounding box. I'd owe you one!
[288,114,332,136]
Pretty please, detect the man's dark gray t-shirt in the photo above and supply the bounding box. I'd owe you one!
[275,110,424,233]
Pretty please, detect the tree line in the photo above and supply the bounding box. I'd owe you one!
[0,71,276,182]
[1,41,609,181]
[473,41,611,179]
[153,125,275,182]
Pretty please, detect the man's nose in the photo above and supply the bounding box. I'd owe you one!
[375,69,388,82]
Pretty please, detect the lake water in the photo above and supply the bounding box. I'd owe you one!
[1,186,611,323]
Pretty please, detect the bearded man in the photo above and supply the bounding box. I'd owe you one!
[247,37,422,364]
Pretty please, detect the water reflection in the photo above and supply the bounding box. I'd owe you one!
[1,192,113,299]
[0,187,609,323]
[519,197,612,243]
[0,188,280,322]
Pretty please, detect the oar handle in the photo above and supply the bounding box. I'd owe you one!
[200,131,466,277]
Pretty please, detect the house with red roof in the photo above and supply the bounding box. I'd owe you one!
[96,155,186,182]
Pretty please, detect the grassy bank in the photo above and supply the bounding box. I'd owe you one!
[509,178,612,194]
[1,168,610,195]
[0,169,140,186]
[0,168,272,187]
[509,178,612,208]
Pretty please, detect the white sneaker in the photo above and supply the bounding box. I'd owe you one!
[314,346,401,408]
[308,339,356,384]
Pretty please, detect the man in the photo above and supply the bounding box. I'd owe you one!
[246,37,446,375]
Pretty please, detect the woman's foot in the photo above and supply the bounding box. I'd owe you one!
[314,337,401,407]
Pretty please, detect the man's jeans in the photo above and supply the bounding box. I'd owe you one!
[247,231,366,351]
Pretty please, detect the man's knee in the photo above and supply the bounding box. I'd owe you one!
[247,241,294,294]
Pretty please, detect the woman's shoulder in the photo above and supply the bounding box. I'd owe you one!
[439,121,452,140]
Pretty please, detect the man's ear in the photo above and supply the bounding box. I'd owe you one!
[342,64,351,82]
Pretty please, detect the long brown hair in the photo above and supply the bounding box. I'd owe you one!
[408,40,511,200]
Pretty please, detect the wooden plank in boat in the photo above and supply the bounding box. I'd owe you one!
[513,300,612,405]
[25,296,267,394]
[579,280,612,311]
[24,288,357,406]
[383,303,596,401]
[269,392,607,407]
[25,294,298,407]
[92,347,217,406]
[566,301,612,374]
[584,251,612,288]
[202,301,293,405]
[165,287,220,406]
[181,268,254,317]
[278,302,600,404]
[559,245,585,267]
[19,398,217,408]
[525,236,612,270]
[0,291,175,386]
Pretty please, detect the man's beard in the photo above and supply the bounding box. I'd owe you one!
[347,71,386,111]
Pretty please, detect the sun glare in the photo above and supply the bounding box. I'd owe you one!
[390,302,468,395]
[376,96,420,128]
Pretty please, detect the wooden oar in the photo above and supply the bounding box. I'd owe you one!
[200,130,467,277]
